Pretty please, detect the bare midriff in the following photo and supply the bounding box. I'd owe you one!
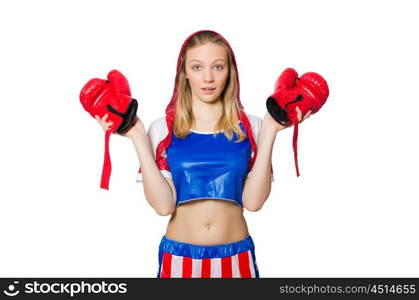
[165,199,249,246]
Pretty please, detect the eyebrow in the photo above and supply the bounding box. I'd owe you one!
[189,59,226,64]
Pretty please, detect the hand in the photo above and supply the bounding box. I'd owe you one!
[95,113,114,132]
[94,113,143,139]
[264,106,312,133]
[295,106,312,123]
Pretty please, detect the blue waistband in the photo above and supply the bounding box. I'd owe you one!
[158,235,255,260]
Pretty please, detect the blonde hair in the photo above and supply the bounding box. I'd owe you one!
[173,31,247,142]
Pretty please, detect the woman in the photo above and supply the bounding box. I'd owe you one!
[96,30,310,278]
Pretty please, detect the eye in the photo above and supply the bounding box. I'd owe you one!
[192,65,202,70]
[214,65,224,70]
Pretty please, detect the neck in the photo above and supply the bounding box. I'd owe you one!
[192,96,224,121]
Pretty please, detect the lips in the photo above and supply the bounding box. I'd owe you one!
[201,87,216,95]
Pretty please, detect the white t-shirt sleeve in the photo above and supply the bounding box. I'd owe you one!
[246,114,275,182]
[136,117,173,183]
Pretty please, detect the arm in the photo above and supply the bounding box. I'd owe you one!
[129,122,176,216]
[242,108,312,212]
[242,119,276,212]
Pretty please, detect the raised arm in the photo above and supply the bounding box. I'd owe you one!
[242,117,276,212]
[96,114,176,216]
[242,108,311,212]
[130,121,176,216]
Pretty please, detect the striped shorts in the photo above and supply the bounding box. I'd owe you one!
[157,235,259,278]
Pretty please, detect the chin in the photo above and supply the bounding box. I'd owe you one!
[200,96,221,103]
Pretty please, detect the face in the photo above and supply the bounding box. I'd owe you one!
[185,42,229,104]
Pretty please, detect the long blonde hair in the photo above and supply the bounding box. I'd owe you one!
[173,31,247,142]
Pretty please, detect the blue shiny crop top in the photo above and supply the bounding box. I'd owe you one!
[166,123,251,207]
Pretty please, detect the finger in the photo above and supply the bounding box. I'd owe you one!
[102,113,108,121]
[296,106,302,122]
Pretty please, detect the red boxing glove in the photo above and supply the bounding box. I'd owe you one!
[266,68,329,177]
[80,70,138,190]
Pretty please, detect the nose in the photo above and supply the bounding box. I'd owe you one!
[203,68,215,83]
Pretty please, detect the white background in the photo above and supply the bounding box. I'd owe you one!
[1,0,418,277]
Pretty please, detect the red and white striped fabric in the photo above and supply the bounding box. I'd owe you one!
[159,250,257,278]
